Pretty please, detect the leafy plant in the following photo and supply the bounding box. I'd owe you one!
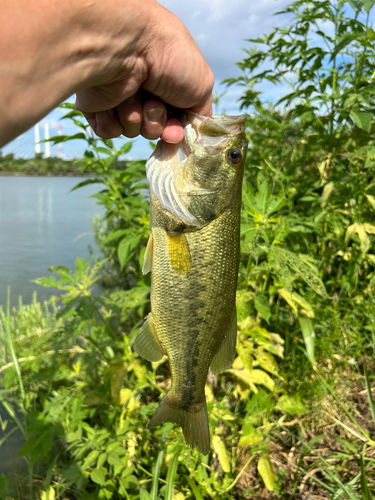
[2,0,375,498]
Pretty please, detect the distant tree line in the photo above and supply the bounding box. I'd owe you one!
[0,152,130,176]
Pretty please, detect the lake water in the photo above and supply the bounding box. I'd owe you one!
[0,176,103,309]
[0,176,103,473]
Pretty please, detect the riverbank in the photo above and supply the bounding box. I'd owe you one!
[0,154,134,176]
[0,155,92,176]
[0,172,94,177]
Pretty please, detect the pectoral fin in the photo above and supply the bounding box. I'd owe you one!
[134,313,164,362]
[142,232,154,275]
[167,233,191,276]
[210,308,237,375]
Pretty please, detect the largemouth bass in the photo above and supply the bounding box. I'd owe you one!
[134,112,247,454]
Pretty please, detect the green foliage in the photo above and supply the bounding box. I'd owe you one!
[2,0,375,498]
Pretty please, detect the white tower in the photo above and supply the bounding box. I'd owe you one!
[34,123,41,154]
[44,123,50,158]
[57,124,64,158]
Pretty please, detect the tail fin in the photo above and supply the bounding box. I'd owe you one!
[148,394,210,455]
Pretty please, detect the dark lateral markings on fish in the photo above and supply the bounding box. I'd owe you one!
[134,111,247,455]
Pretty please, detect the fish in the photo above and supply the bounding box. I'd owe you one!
[134,111,247,454]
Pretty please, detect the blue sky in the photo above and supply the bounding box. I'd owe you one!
[2,0,373,161]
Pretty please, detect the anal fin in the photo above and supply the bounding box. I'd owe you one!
[142,232,154,275]
[167,233,191,276]
[210,308,237,375]
[134,313,164,362]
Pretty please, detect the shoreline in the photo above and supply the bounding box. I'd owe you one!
[0,172,95,177]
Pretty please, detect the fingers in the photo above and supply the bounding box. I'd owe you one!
[116,93,143,138]
[81,93,185,143]
[161,117,184,143]
[141,99,167,140]
[116,95,171,141]
[83,109,124,139]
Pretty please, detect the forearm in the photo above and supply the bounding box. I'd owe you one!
[0,0,153,146]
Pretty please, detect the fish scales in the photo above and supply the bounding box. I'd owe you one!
[134,111,247,454]
[152,205,239,401]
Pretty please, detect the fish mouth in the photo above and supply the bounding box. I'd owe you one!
[148,111,247,169]
[182,111,247,155]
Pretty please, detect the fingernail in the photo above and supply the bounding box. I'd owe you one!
[146,108,164,123]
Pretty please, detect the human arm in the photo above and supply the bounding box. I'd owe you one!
[0,0,213,147]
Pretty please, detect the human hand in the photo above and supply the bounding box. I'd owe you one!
[75,1,214,144]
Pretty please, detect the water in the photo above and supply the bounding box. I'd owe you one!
[0,176,103,473]
[0,176,103,308]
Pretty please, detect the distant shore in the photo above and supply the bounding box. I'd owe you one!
[0,171,95,177]
[0,154,95,177]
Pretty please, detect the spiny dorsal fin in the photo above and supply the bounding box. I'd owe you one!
[210,307,237,375]
[167,233,191,276]
[134,313,164,362]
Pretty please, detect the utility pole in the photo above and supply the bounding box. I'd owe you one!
[34,123,41,154]
[44,123,50,158]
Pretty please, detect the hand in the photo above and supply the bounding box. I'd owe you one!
[0,0,213,147]
[75,2,214,144]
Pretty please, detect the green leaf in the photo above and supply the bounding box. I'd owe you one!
[362,0,375,13]
[184,476,203,500]
[49,132,86,144]
[164,447,181,500]
[151,446,164,500]
[345,223,370,253]
[18,436,41,458]
[350,108,372,133]
[364,364,375,426]
[5,288,25,403]
[254,294,271,323]
[298,316,315,365]
[212,435,231,472]
[270,247,326,297]
[365,194,375,211]
[140,490,152,500]
[278,288,314,318]
[82,450,100,469]
[63,464,81,482]
[97,453,108,469]
[275,394,307,415]
[93,146,113,156]
[255,351,279,377]
[320,182,334,208]
[120,475,139,489]
[118,141,133,155]
[69,178,103,193]
[117,235,142,269]
[330,35,355,62]
[229,368,275,392]
[239,425,263,446]
[257,455,275,491]
[360,451,372,500]
[90,468,106,486]
[107,450,124,467]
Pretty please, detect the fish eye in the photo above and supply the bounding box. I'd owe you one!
[227,148,242,164]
